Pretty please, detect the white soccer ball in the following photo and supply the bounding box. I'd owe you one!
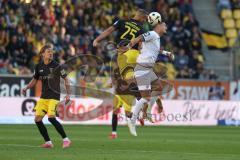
[148,12,161,26]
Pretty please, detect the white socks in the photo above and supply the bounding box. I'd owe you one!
[63,137,70,141]
[46,141,52,144]
[131,98,148,123]
[112,132,117,135]
[46,138,70,143]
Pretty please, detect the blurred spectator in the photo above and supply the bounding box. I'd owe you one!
[217,0,231,14]
[179,0,194,14]
[194,62,204,79]
[176,67,189,79]
[171,20,191,51]
[208,82,225,100]
[231,0,240,9]
[174,49,189,70]
[0,29,9,60]
[188,50,201,70]
[209,70,218,80]
[198,69,210,80]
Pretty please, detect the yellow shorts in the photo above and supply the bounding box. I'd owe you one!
[153,62,167,77]
[34,98,59,117]
[113,94,135,112]
[117,49,140,80]
[113,49,139,112]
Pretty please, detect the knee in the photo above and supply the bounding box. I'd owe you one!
[113,107,121,115]
[35,116,43,123]
[113,109,119,115]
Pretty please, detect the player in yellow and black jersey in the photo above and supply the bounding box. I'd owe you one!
[21,44,71,148]
[93,9,148,138]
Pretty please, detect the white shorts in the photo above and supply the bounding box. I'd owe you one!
[134,64,158,91]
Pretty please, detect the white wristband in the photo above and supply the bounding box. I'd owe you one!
[162,50,170,56]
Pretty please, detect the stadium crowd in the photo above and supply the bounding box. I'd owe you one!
[0,0,217,80]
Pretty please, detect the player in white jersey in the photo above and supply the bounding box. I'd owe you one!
[121,21,174,136]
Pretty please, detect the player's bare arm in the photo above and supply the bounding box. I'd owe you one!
[63,76,71,102]
[21,78,37,95]
[93,26,115,47]
[118,35,144,54]
[128,35,144,49]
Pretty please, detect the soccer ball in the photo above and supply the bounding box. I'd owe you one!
[148,12,161,26]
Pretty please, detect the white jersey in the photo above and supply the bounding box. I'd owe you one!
[137,31,160,66]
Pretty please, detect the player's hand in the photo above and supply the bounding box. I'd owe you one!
[21,87,27,96]
[64,94,71,105]
[93,40,99,47]
[65,94,70,102]
[165,51,174,61]
[169,52,175,61]
[162,50,175,61]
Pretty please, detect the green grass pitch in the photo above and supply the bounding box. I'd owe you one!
[0,125,239,160]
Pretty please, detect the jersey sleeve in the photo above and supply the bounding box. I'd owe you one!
[142,31,157,42]
[60,65,67,79]
[33,64,39,80]
[112,19,123,30]
[139,26,145,35]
